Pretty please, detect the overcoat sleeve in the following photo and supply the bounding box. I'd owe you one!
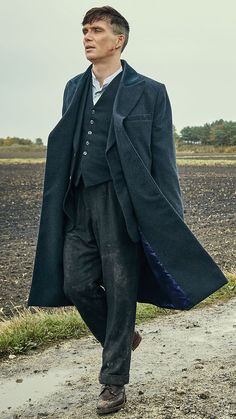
[62,80,71,116]
[151,84,184,220]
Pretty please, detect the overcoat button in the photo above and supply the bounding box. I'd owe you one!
[83,151,87,155]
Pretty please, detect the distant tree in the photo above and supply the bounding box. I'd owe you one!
[35,138,43,145]
[201,123,211,145]
[180,126,202,143]
[223,121,236,145]
[18,137,32,145]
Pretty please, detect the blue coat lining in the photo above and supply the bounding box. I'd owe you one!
[139,228,192,309]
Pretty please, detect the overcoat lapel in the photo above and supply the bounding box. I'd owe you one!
[48,67,91,144]
[106,62,145,153]
[72,73,92,152]
[44,67,92,191]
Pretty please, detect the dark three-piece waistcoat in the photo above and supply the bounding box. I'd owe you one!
[73,72,122,188]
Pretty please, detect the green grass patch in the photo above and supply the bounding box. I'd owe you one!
[0,272,235,359]
[176,159,236,166]
[0,158,45,164]
[0,308,89,358]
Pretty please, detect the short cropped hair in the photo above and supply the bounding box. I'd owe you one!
[82,6,130,52]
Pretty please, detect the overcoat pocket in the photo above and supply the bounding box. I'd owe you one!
[125,113,152,122]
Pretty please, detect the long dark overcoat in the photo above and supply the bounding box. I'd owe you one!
[28,60,227,310]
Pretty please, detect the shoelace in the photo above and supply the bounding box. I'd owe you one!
[101,384,122,396]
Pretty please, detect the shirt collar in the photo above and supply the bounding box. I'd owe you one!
[91,66,123,90]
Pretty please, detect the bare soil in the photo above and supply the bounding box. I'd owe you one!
[0,160,235,317]
[0,298,235,418]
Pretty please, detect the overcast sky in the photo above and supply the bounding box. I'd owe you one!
[0,0,235,143]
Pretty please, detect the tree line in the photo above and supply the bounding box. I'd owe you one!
[0,137,44,146]
[175,120,236,146]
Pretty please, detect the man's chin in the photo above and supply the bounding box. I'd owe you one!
[85,55,100,64]
[85,52,97,63]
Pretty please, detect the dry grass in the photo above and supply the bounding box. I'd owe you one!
[176,145,236,153]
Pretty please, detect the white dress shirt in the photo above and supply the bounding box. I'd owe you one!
[91,66,123,105]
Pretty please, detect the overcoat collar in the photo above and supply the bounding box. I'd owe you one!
[115,59,145,116]
[64,60,145,119]
[69,59,145,117]
[48,60,145,151]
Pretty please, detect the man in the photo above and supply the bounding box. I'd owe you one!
[28,6,227,416]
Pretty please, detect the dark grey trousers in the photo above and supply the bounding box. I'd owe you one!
[63,178,142,385]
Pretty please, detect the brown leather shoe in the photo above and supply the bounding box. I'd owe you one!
[132,330,142,351]
[96,384,126,415]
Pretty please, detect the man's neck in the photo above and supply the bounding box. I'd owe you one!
[92,59,122,87]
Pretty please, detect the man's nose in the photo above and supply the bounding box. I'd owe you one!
[84,30,93,41]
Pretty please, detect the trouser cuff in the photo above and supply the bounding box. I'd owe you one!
[99,373,129,385]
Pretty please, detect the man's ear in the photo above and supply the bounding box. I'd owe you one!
[115,34,125,49]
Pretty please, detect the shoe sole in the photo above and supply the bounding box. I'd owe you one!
[97,395,127,415]
[97,400,126,415]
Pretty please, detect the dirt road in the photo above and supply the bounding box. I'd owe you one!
[0,298,235,419]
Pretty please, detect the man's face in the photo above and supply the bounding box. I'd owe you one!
[82,19,122,63]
